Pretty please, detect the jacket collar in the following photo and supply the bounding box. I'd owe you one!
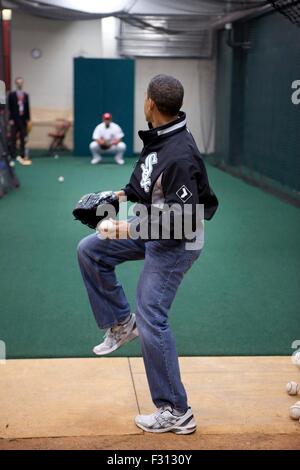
[138,111,187,145]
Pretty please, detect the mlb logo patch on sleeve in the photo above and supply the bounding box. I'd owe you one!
[176,185,192,203]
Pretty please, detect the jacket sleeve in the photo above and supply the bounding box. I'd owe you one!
[25,94,31,121]
[123,182,140,202]
[138,159,201,241]
[122,164,141,202]
[162,159,199,207]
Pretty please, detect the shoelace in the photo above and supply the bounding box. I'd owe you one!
[155,408,177,427]
[103,323,129,347]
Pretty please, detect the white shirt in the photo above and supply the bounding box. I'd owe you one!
[92,122,124,141]
[16,90,25,115]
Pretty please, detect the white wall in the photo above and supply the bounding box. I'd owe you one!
[134,58,216,153]
[11,11,120,116]
[11,11,120,148]
[11,11,216,153]
[101,17,119,58]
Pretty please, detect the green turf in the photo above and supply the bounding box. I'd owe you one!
[0,155,299,358]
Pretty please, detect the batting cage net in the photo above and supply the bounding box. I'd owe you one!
[0,81,20,198]
[0,115,20,198]
[270,0,300,25]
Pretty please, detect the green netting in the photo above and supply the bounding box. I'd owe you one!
[214,10,300,201]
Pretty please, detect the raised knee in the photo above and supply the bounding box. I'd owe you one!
[77,235,95,260]
[77,237,88,259]
[77,234,109,265]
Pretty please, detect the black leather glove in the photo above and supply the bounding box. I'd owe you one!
[73,191,119,229]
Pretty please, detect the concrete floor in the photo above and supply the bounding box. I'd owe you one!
[0,357,299,449]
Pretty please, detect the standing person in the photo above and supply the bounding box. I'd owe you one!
[77,75,218,434]
[89,112,126,165]
[8,77,32,165]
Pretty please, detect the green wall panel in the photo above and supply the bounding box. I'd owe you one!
[74,58,134,156]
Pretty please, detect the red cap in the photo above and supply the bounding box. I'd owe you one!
[102,112,112,120]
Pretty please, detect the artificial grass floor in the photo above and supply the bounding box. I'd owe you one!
[0,155,299,358]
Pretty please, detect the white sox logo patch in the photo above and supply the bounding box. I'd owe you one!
[140,152,158,193]
[176,185,192,203]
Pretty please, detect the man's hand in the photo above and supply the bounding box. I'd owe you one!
[98,138,111,149]
[9,120,14,126]
[97,219,130,239]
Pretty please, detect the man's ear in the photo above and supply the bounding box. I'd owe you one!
[148,98,155,111]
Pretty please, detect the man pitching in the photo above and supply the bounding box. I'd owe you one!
[78,75,218,434]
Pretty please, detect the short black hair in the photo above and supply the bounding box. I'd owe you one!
[147,74,184,116]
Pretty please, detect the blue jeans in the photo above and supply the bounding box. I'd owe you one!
[77,232,201,412]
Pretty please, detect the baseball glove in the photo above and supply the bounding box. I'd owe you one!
[73,191,119,229]
[100,140,111,150]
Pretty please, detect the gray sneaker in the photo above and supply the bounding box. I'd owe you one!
[135,406,196,435]
[93,313,138,356]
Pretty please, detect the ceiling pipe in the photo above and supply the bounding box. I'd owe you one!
[211,4,272,29]
[225,22,251,49]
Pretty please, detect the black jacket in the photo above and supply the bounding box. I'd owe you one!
[8,91,30,122]
[124,111,218,240]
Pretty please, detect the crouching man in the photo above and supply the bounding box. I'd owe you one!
[90,112,126,165]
